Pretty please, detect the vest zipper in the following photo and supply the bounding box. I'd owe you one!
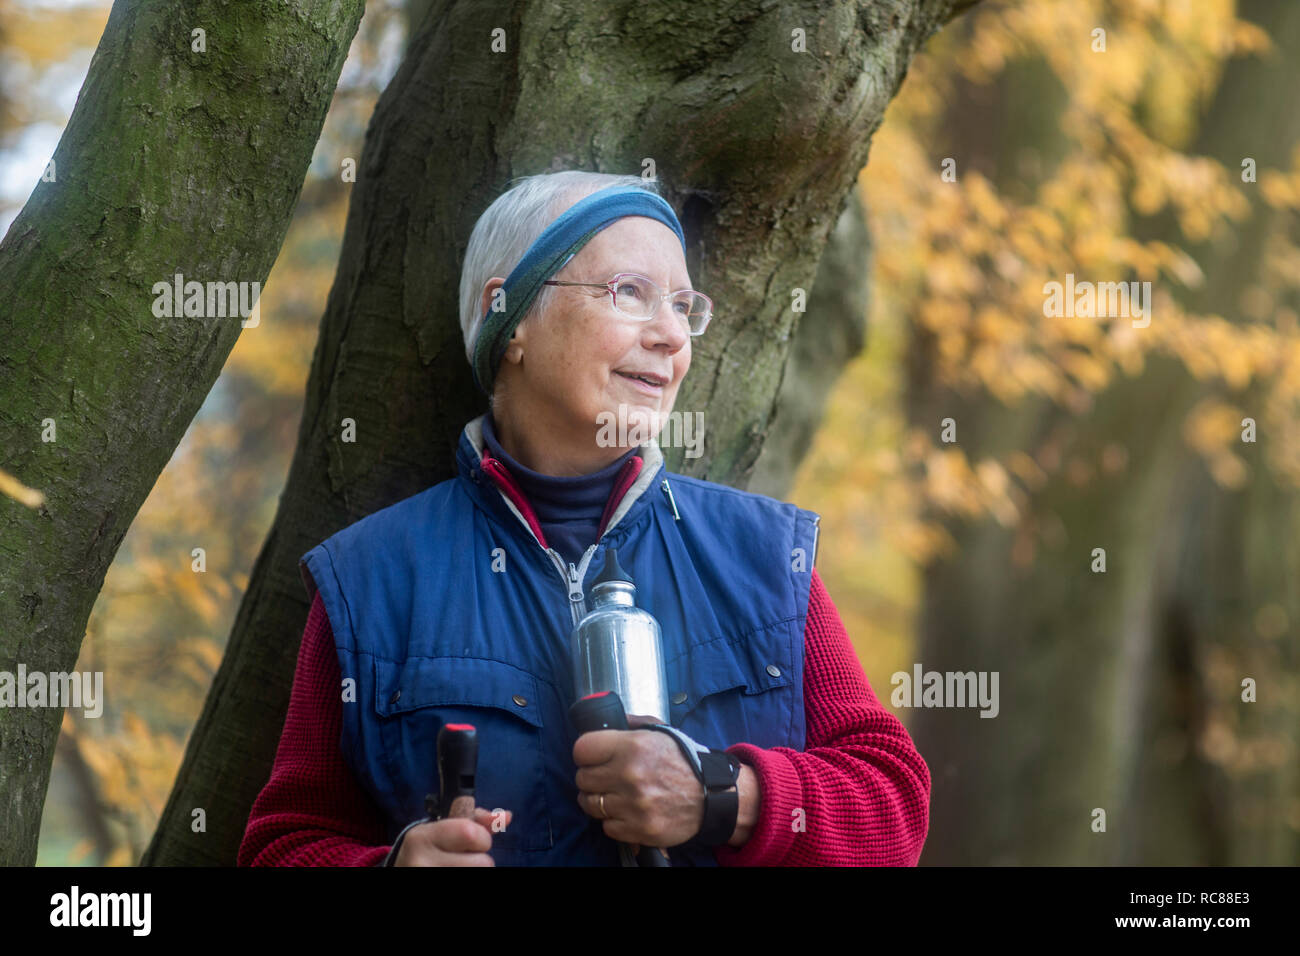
[477,441,668,627]
[544,480,679,627]
[546,543,599,628]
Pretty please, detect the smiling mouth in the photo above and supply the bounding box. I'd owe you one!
[615,371,666,389]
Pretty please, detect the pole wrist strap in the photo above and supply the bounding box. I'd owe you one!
[643,724,741,847]
[382,816,428,867]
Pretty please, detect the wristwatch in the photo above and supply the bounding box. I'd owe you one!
[643,724,742,847]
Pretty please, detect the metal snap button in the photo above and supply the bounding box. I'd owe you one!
[389,690,401,704]
[671,692,688,705]
[512,694,528,707]
[766,664,781,678]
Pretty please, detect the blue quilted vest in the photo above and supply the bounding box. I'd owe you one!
[299,414,820,866]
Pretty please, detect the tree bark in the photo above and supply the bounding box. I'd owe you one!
[0,0,365,866]
[144,0,981,865]
[750,191,872,499]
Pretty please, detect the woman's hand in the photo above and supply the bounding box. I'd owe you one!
[572,725,705,850]
[394,807,512,866]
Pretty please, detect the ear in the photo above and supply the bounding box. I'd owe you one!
[479,277,507,324]
[502,326,525,365]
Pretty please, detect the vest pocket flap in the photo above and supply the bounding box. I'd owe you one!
[669,625,794,715]
[372,656,544,729]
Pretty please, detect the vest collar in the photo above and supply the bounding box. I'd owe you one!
[456,413,666,552]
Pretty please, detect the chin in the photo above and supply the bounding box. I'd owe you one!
[593,401,664,449]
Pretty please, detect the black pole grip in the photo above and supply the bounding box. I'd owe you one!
[427,723,477,820]
[568,692,670,868]
[569,690,629,733]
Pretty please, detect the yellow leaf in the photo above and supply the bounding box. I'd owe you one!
[0,467,45,508]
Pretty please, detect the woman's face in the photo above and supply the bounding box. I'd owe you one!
[487,216,694,465]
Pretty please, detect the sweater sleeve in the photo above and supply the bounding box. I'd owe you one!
[712,567,931,866]
[237,592,392,866]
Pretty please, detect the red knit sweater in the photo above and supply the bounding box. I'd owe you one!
[238,568,931,866]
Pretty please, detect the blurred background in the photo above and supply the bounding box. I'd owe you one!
[3,0,1296,865]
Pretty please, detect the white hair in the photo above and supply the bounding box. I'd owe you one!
[458,170,662,401]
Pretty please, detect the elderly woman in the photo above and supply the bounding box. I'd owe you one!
[238,170,930,866]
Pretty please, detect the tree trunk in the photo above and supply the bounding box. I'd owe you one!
[144,0,981,865]
[750,191,872,499]
[0,0,365,866]
[910,0,1300,864]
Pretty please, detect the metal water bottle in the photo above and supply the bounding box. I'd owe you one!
[570,547,670,725]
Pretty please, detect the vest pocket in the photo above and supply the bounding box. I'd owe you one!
[372,656,552,852]
[665,623,798,750]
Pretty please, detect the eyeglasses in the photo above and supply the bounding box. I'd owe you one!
[542,272,713,335]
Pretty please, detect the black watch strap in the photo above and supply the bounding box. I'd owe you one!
[695,750,741,846]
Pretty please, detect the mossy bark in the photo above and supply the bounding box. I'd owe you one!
[0,0,365,865]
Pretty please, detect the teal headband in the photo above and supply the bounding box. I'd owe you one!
[471,184,687,396]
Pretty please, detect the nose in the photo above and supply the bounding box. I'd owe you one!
[643,296,691,351]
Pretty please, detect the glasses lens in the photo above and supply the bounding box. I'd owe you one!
[611,275,656,318]
[611,275,711,333]
[674,293,712,334]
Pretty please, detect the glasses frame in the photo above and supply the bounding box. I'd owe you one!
[542,272,713,335]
